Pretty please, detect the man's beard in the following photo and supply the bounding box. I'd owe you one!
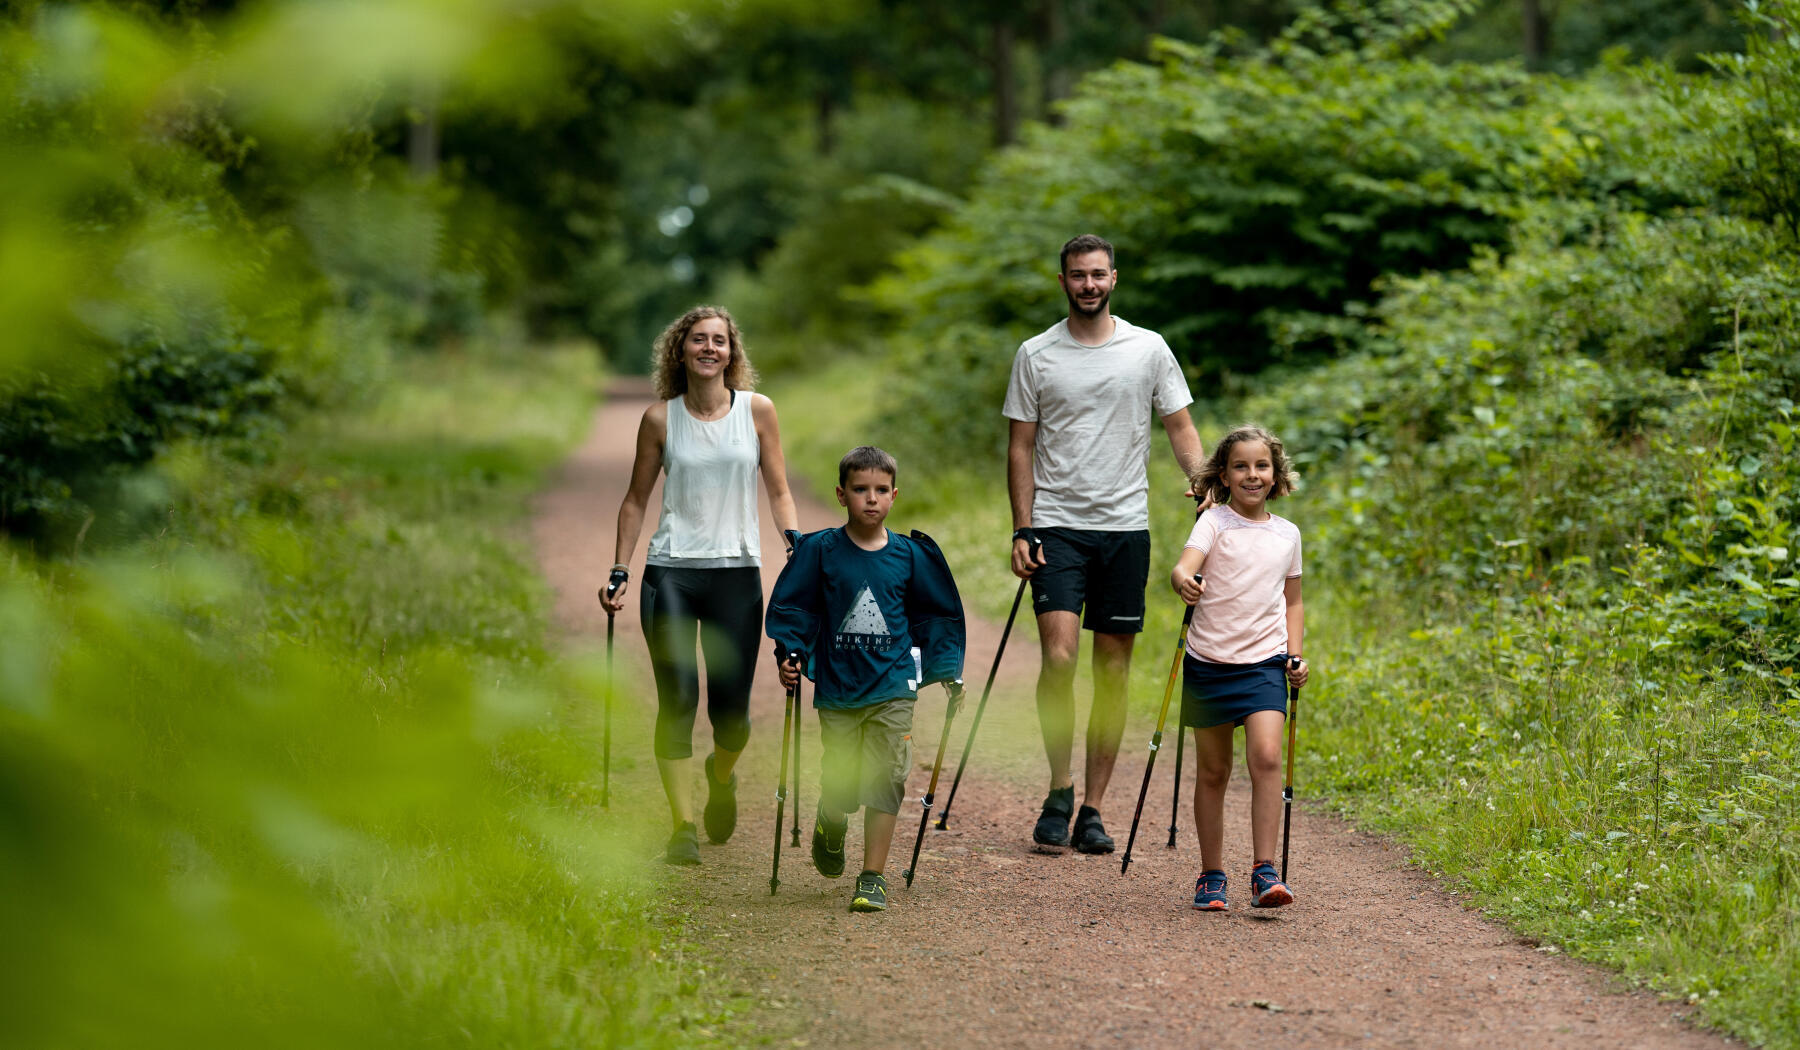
[1065,287,1110,318]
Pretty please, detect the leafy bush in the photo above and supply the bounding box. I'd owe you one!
[1205,10,1800,1035]
[1,324,286,541]
[718,94,987,375]
[863,11,1688,460]
[0,6,508,543]
[2,346,706,1048]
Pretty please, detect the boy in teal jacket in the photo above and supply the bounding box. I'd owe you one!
[767,446,965,912]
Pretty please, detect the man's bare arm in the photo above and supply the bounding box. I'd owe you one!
[1008,419,1043,578]
[1161,408,1205,479]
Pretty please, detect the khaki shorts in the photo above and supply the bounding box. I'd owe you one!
[817,698,915,816]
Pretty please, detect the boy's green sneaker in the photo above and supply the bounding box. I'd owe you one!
[811,805,847,879]
[849,870,888,912]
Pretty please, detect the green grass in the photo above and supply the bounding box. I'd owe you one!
[769,363,1800,1049]
[0,342,722,1048]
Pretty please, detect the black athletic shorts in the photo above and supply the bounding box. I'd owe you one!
[1028,527,1151,634]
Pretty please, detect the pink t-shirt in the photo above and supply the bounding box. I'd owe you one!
[1183,504,1302,665]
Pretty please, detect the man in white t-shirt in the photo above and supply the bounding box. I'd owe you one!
[1003,234,1206,854]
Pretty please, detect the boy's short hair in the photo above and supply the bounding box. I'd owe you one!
[838,445,898,487]
[1060,234,1115,273]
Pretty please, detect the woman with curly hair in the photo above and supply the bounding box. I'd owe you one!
[602,305,800,865]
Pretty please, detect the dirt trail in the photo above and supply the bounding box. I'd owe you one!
[532,381,1731,1050]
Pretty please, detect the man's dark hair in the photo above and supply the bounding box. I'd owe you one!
[1059,234,1115,273]
[838,445,898,486]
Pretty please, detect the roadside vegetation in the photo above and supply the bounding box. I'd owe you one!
[1,342,740,1047]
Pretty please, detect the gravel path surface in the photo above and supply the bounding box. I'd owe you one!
[534,381,1732,1049]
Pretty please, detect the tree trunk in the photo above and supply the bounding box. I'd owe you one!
[1521,0,1551,70]
[816,88,836,157]
[407,98,439,180]
[1038,0,1070,124]
[1149,0,1169,35]
[992,19,1017,146]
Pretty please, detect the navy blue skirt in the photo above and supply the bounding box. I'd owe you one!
[1181,653,1291,729]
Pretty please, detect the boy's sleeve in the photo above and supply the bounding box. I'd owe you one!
[765,530,827,674]
[904,530,966,687]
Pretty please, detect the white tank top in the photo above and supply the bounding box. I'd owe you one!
[646,391,761,568]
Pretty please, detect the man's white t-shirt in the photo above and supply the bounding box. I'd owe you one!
[1001,317,1194,531]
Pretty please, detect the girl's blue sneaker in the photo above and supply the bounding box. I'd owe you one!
[1249,861,1294,908]
[1192,869,1228,911]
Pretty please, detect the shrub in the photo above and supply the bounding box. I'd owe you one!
[864,15,1685,460]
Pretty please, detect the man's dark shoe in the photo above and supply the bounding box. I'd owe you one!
[702,753,738,844]
[1032,785,1075,849]
[1071,805,1115,854]
[664,821,701,866]
[811,804,847,879]
[849,870,889,912]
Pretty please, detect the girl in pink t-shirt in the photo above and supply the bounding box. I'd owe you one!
[1169,424,1309,911]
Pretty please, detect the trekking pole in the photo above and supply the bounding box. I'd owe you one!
[902,681,965,887]
[790,679,803,848]
[600,570,627,809]
[936,556,1034,830]
[782,530,804,848]
[1120,573,1202,876]
[771,648,801,895]
[1166,723,1184,848]
[1280,656,1302,885]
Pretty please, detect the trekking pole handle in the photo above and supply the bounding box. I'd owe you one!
[1010,528,1044,569]
[602,567,628,603]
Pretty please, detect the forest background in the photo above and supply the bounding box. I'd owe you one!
[2,0,1795,1047]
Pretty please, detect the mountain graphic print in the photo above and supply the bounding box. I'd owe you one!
[835,583,892,651]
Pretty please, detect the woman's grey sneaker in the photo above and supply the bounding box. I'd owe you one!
[811,804,847,879]
[664,821,701,866]
[1032,785,1075,849]
[849,870,888,912]
[1071,804,1115,854]
[702,753,738,844]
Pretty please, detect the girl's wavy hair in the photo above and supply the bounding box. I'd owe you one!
[1190,423,1299,507]
[650,305,756,401]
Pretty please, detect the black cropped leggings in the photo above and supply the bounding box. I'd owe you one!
[640,564,763,760]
